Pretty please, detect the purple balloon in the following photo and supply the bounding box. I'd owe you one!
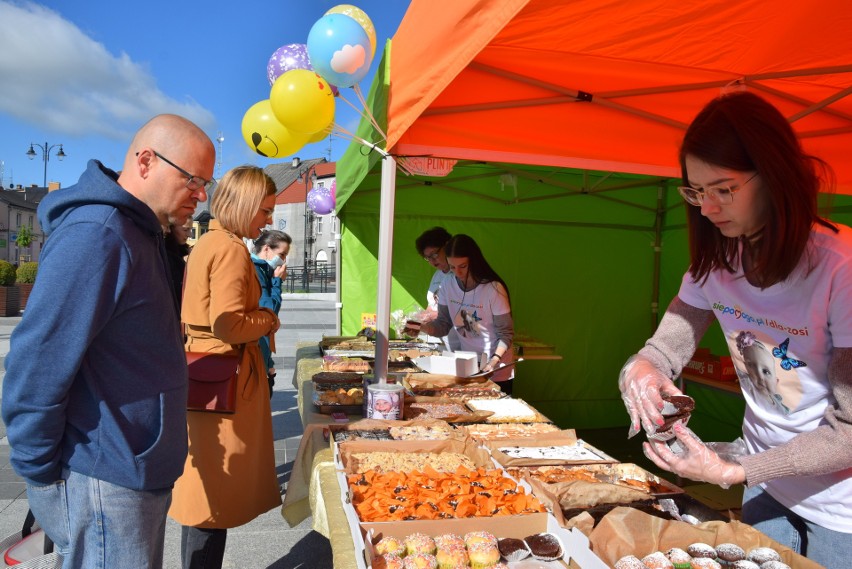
[307,187,335,215]
[267,43,311,86]
[266,43,340,95]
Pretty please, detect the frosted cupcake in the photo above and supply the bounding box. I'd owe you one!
[373,554,405,569]
[375,536,406,558]
[434,533,464,550]
[435,544,468,569]
[403,552,438,569]
[464,531,497,549]
[468,543,500,569]
[405,533,437,556]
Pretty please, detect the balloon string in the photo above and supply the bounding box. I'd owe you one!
[337,87,386,139]
[352,84,384,136]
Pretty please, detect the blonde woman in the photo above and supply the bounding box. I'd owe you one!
[169,166,280,569]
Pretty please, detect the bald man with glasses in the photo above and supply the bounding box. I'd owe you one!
[2,114,215,569]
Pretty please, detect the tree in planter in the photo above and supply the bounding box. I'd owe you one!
[0,260,20,316]
[16,261,38,311]
[15,225,33,263]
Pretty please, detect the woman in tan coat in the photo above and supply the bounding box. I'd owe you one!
[169,166,281,569]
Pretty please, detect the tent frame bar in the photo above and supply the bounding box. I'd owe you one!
[421,62,852,135]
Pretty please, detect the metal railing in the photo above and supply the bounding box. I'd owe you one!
[282,263,336,293]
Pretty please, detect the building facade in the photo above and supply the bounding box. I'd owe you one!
[265,158,339,272]
[0,184,51,264]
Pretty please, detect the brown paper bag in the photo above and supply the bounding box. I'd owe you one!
[588,506,823,568]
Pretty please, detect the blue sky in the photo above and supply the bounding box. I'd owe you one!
[0,0,411,189]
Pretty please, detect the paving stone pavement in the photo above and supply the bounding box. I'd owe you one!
[0,293,339,568]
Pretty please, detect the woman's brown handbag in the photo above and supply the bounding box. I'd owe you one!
[186,351,240,413]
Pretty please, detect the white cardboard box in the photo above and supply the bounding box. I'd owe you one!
[413,350,479,377]
[335,446,609,569]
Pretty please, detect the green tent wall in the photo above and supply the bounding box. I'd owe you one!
[334,39,852,437]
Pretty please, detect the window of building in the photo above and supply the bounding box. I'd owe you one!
[316,216,323,234]
[16,212,21,226]
[28,215,33,227]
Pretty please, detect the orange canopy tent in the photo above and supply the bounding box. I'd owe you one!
[377,0,852,190]
[335,0,852,428]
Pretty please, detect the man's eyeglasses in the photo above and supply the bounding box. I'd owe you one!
[142,150,215,192]
[423,250,441,262]
[677,172,758,206]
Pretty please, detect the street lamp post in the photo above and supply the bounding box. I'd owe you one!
[26,142,66,188]
[292,158,318,292]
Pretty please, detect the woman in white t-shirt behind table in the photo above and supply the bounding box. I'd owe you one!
[412,234,515,393]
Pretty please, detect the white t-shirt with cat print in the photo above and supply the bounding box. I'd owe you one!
[678,223,852,531]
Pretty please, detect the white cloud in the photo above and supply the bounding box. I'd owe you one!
[330,44,366,75]
[0,1,215,140]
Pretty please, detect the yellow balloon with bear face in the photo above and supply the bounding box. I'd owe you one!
[241,99,309,158]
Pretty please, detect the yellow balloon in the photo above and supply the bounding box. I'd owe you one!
[269,69,336,135]
[307,127,331,144]
[325,4,376,59]
[241,100,309,158]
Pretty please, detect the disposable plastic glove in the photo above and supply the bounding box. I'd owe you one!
[643,423,746,489]
[618,355,683,438]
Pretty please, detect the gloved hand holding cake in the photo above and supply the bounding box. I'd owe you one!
[648,394,695,442]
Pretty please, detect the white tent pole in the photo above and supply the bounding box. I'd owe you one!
[373,154,397,383]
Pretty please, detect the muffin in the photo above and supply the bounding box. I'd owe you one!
[643,551,674,569]
[403,552,438,569]
[497,537,530,562]
[375,536,406,557]
[405,533,437,556]
[615,555,650,569]
[434,533,464,550]
[746,548,781,565]
[715,543,746,567]
[467,543,500,569]
[690,559,722,569]
[687,543,717,559]
[758,562,790,569]
[524,532,563,561]
[373,554,405,569]
[435,544,468,569]
[730,561,759,569]
[666,547,693,569]
[464,531,498,549]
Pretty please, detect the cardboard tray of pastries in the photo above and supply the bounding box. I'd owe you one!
[484,432,619,468]
[465,397,552,423]
[321,355,372,373]
[312,371,365,414]
[328,418,464,444]
[460,421,562,441]
[336,437,495,475]
[403,395,494,423]
[588,506,823,569]
[402,371,506,400]
[506,463,684,497]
